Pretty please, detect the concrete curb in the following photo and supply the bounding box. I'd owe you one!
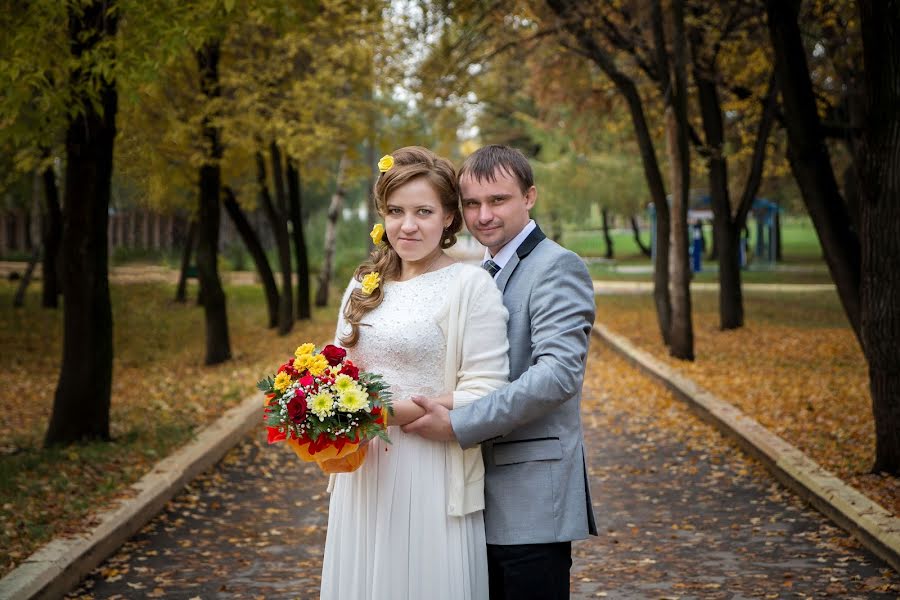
[0,393,263,600]
[592,324,900,574]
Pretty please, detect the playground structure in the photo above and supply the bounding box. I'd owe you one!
[648,195,781,272]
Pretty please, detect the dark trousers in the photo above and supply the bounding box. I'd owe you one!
[486,541,572,600]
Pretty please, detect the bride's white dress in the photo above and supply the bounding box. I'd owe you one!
[320,264,488,600]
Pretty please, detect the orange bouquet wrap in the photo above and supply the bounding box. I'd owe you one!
[287,439,368,474]
[259,343,392,475]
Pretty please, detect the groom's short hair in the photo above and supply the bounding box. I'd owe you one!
[458,144,534,194]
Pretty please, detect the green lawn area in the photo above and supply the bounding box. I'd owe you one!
[564,216,831,284]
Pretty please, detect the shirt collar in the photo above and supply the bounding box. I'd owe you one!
[482,220,537,275]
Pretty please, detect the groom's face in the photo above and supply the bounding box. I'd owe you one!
[460,168,536,256]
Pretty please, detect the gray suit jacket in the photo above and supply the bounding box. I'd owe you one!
[450,225,598,545]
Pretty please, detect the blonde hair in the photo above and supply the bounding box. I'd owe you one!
[340,146,462,347]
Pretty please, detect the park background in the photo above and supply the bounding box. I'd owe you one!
[1,0,898,591]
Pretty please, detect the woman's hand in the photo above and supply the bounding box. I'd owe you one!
[390,393,453,427]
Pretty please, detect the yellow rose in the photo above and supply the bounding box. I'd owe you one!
[361,272,381,296]
[378,154,394,173]
[370,223,385,245]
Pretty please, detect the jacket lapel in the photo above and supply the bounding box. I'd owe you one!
[495,224,546,293]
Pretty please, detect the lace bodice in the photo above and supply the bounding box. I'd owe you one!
[337,264,463,401]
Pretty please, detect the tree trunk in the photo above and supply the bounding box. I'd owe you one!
[665,107,694,361]
[630,215,652,257]
[195,40,230,365]
[175,220,195,303]
[45,0,117,445]
[287,159,311,320]
[694,60,743,330]
[773,205,783,262]
[766,0,862,341]
[663,0,694,361]
[269,143,293,331]
[13,245,40,308]
[858,0,900,474]
[222,186,279,328]
[601,206,614,259]
[256,151,292,334]
[14,171,43,307]
[716,220,744,329]
[707,227,718,261]
[41,165,62,308]
[315,154,348,307]
[142,208,150,248]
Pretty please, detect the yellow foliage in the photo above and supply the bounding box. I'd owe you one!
[595,291,897,518]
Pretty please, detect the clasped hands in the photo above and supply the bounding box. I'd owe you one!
[387,393,457,442]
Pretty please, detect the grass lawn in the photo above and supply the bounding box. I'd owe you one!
[566,216,832,285]
[0,279,340,576]
[594,290,899,518]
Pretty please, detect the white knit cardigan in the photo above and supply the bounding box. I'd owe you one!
[329,264,510,517]
[435,265,509,516]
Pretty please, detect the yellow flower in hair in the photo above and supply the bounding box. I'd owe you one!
[370,223,385,245]
[361,272,381,296]
[378,154,394,172]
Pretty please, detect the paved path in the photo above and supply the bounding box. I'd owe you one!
[68,346,899,599]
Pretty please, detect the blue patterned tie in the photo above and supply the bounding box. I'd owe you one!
[482,259,501,278]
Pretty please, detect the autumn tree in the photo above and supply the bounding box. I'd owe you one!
[543,0,695,357]
[765,0,900,473]
[194,37,232,364]
[689,2,778,330]
[0,3,68,309]
[224,0,380,312]
[45,0,119,443]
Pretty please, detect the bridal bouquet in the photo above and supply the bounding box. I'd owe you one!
[258,343,392,474]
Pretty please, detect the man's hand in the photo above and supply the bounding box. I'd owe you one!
[401,395,457,442]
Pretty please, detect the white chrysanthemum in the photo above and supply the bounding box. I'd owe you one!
[333,374,355,393]
[337,386,368,413]
[309,391,336,420]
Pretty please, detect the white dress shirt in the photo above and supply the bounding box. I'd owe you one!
[482,219,537,277]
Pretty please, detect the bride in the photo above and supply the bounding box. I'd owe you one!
[319,147,509,599]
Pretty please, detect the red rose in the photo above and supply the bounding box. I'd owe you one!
[287,392,307,424]
[321,344,347,366]
[340,360,359,380]
[278,361,298,378]
[299,374,315,389]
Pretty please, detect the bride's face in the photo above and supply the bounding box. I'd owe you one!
[384,177,453,264]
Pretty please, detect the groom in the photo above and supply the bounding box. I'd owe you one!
[404,145,597,599]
